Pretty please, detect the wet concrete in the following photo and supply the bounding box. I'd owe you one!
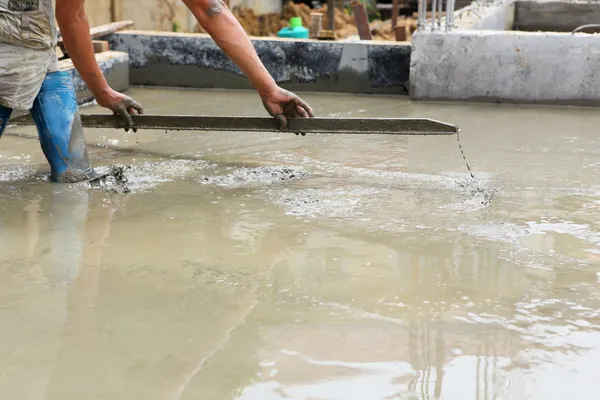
[1,87,600,399]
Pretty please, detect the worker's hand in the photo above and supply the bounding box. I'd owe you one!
[95,88,144,132]
[261,87,314,131]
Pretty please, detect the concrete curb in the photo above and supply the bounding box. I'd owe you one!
[410,0,600,106]
[104,31,411,95]
[410,29,600,105]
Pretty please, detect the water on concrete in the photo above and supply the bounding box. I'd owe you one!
[1,87,600,399]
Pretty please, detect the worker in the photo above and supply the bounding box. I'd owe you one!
[0,0,314,183]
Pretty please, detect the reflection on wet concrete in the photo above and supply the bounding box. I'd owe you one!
[1,88,600,399]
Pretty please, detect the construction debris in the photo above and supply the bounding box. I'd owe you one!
[58,20,134,56]
[193,1,420,42]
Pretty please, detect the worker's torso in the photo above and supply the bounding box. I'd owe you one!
[0,0,57,50]
[0,0,59,110]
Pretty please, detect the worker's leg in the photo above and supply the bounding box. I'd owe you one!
[30,70,98,183]
[0,105,13,138]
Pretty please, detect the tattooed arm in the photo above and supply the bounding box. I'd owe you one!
[181,0,313,128]
[182,0,277,97]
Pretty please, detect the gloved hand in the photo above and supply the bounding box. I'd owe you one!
[261,87,314,132]
[95,88,144,132]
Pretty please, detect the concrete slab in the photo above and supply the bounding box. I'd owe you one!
[410,29,600,105]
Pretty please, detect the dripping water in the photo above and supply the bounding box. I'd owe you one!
[455,131,495,206]
[456,130,475,179]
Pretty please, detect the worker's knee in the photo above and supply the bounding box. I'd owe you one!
[0,105,13,138]
[31,71,96,183]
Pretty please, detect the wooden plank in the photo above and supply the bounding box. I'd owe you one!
[309,12,323,39]
[57,20,134,42]
[395,25,407,41]
[58,20,133,57]
[352,1,373,40]
[392,0,400,29]
[327,0,335,31]
[92,40,110,53]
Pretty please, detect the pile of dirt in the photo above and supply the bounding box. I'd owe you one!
[194,1,419,42]
[370,16,418,41]
[232,7,283,37]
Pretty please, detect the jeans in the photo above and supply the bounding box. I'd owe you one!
[0,70,96,182]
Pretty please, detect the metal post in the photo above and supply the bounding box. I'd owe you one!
[431,0,437,31]
[418,0,426,31]
[438,0,443,29]
[446,0,455,31]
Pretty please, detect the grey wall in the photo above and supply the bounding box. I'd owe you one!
[104,32,412,95]
[514,1,600,32]
[410,30,600,105]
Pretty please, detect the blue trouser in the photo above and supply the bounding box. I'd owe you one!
[0,70,96,183]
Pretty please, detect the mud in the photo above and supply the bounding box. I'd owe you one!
[90,165,132,193]
[1,87,600,399]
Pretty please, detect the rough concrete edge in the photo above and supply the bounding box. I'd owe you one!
[103,31,411,95]
[10,51,130,120]
[112,29,403,46]
[421,27,600,38]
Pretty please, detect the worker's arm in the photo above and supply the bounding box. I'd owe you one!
[182,0,314,128]
[54,0,143,128]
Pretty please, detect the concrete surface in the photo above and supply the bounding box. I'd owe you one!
[410,29,600,105]
[455,2,515,30]
[514,1,600,32]
[3,86,600,400]
[104,31,411,95]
